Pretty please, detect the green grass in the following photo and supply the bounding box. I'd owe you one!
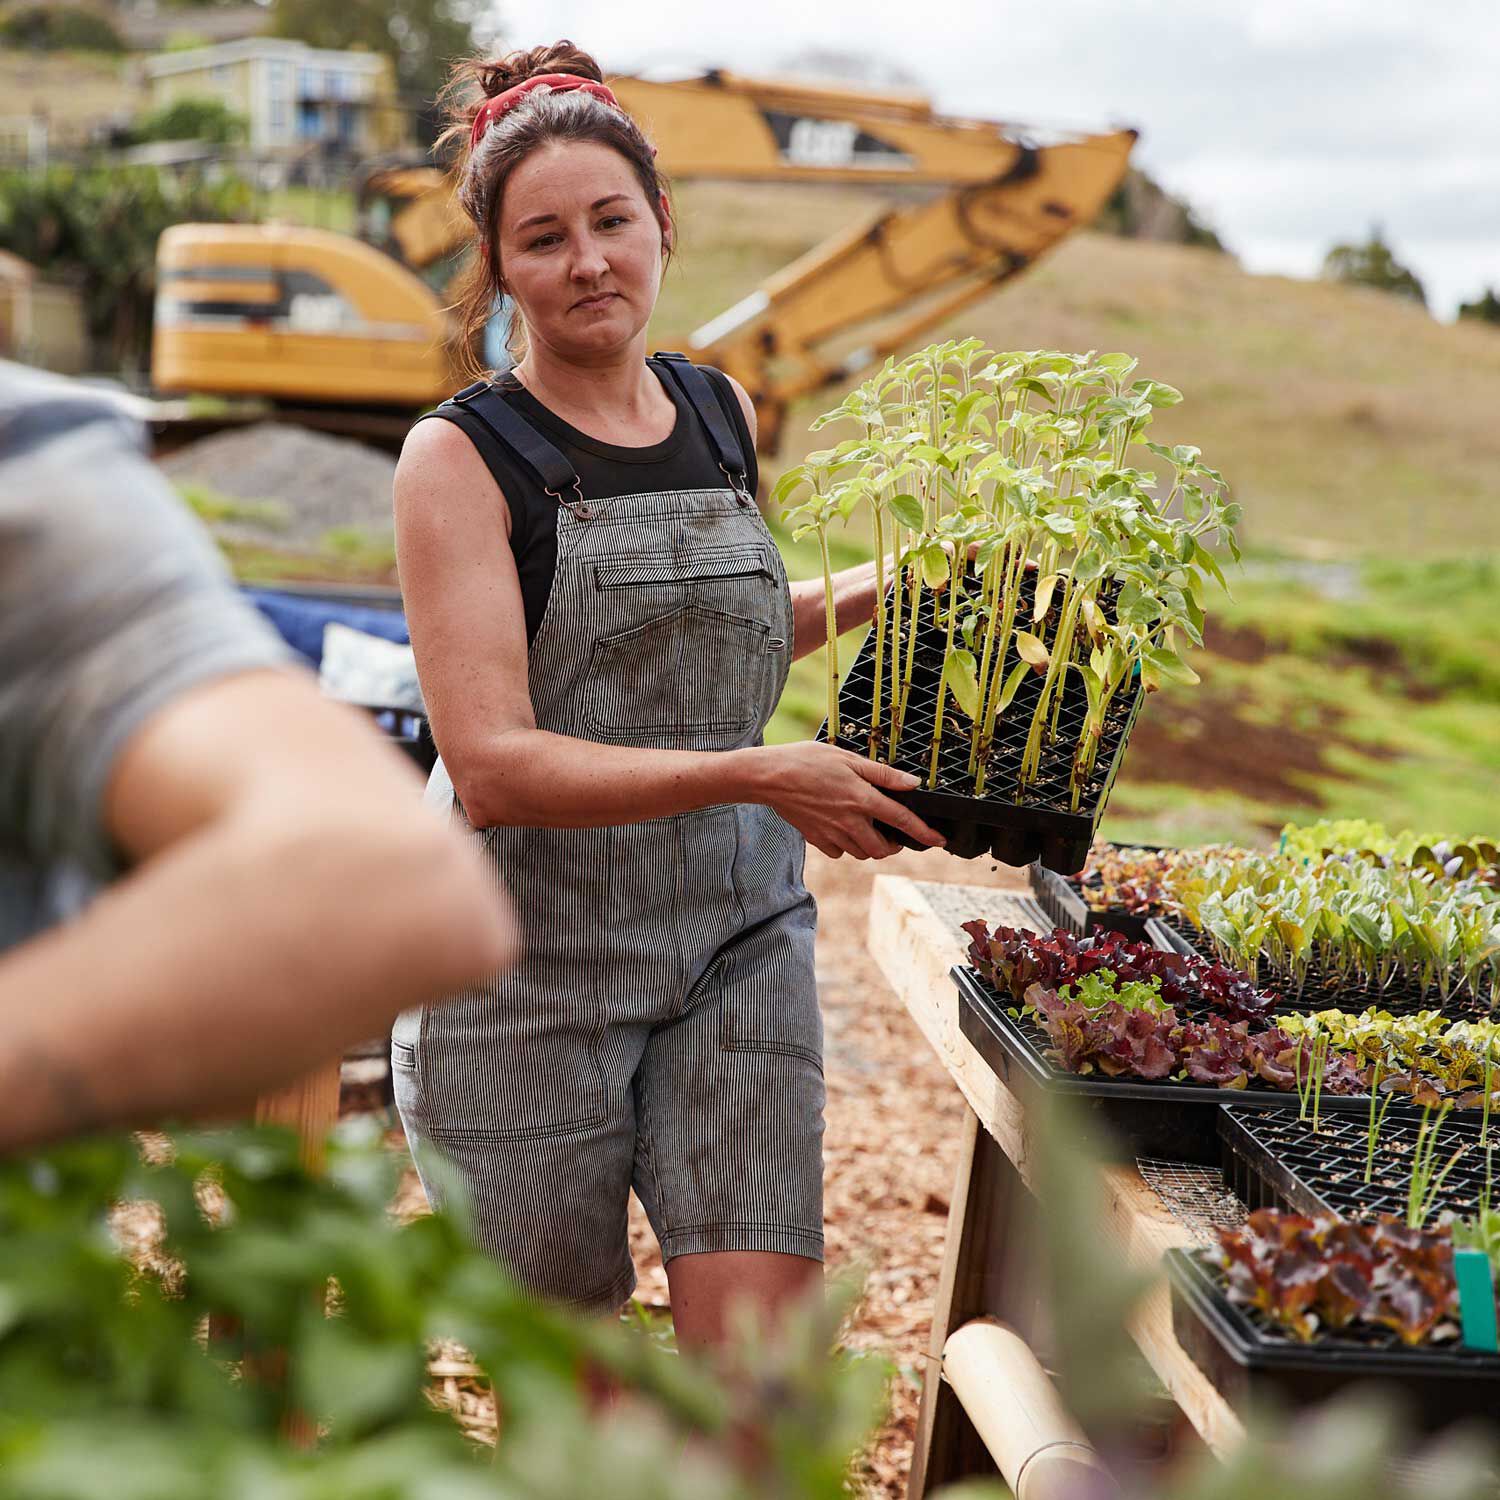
[177,481,290,531]
[258,186,356,236]
[1101,555,1500,846]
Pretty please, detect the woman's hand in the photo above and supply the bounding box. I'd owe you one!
[732,743,946,860]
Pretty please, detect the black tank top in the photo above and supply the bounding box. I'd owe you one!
[422,362,758,645]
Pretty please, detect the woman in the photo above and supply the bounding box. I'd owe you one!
[392,41,943,1351]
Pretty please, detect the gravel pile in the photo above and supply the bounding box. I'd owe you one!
[160,422,399,550]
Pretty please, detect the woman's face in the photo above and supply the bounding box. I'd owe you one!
[494,140,667,363]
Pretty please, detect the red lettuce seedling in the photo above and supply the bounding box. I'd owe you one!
[1217,1210,1465,1348]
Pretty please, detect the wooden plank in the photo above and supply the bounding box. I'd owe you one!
[867,877,1035,1186]
[1100,1167,1246,1457]
[869,875,1246,1461]
[908,1107,1033,1497]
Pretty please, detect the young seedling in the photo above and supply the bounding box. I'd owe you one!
[1406,1103,1467,1230]
[783,341,1237,810]
[1364,1054,1397,1185]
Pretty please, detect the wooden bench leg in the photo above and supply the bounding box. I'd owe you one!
[253,1058,343,1170]
[251,1058,344,1442]
[908,1104,1039,1498]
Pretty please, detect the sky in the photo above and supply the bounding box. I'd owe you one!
[493,0,1499,318]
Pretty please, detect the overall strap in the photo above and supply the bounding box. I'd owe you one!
[650,352,750,495]
[443,380,588,512]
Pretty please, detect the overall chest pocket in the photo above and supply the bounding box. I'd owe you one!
[583,604,785,750]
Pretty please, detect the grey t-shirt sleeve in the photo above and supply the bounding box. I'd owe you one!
[0,412,296,882]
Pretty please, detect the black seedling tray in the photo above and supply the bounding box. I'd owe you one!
[1028,853,1170,942]
[1167,1246,1500,1431]
[1219,1104,1499,1223]
[954,966,1372,1166]
[820,574,1143,873]
[1150,918,1494,1019]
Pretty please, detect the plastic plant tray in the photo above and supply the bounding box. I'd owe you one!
[819,574,1143,873]
[1027,849,1174,942]
[1218,1104,1499,1223]
[953,965,1373,1166]
[1167,1246,1500,1431]
[1149,917,1494,1020]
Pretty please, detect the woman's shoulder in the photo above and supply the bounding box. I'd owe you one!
[396,400,518,519]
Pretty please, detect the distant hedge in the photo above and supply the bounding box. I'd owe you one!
[0,3,124,51]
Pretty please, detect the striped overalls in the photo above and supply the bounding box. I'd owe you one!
[392,357,825,1311]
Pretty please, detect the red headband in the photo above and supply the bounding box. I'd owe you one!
[469,73,623,150]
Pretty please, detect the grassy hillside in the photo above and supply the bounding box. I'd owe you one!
[650,186,1500,847]
[663,185,1500,558]
[0,51,142,148]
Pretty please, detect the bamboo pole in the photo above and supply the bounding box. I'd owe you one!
[942,1318,1118,1500]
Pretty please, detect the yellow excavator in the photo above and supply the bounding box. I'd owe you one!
[152,70,1135,454]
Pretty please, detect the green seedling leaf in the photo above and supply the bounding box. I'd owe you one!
[1095,352,1138,382]
[907,444,952,469]
[921,543,951,590]
[1144,647,1199,686]
[945,647,981,720]
[1015,630,1050,673]
[886,492,924,530]
[997,659,1031,712]
[1033,573,1061,621]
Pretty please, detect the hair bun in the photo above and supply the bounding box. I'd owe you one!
[477,40,603,98]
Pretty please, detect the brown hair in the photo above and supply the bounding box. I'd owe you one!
[437,41,673,380]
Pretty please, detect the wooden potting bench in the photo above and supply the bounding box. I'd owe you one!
[867,874,1246,1497]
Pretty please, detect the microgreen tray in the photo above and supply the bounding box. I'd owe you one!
[1149,917,1494,1020]
[1167,1246,1500,1430]
[954,966,1373,1166]
[821,574,1144,873]
[1218,1105,1498,1224]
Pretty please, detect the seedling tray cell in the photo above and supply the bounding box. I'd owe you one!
[954,966,1372,1166]
[820,575,1144,873]
[1218,1105,1499,1224]
[1150,918,1493,1020]
[1167,1247,1500,1431]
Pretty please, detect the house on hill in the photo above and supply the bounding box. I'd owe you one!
[143,39,408,157]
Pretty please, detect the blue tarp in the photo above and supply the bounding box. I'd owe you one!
[242,587,409,669]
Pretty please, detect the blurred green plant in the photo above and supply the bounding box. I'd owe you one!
[0,165,251,372]
[0,1122,888,1500]
[128,96,247,147]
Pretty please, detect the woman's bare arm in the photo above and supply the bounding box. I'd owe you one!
[394,420,942,855]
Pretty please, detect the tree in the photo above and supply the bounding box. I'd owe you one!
[269,0,489,145]
[1458,286,1500,326]
[1323,224,1427,307]
[130,96,247,146]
